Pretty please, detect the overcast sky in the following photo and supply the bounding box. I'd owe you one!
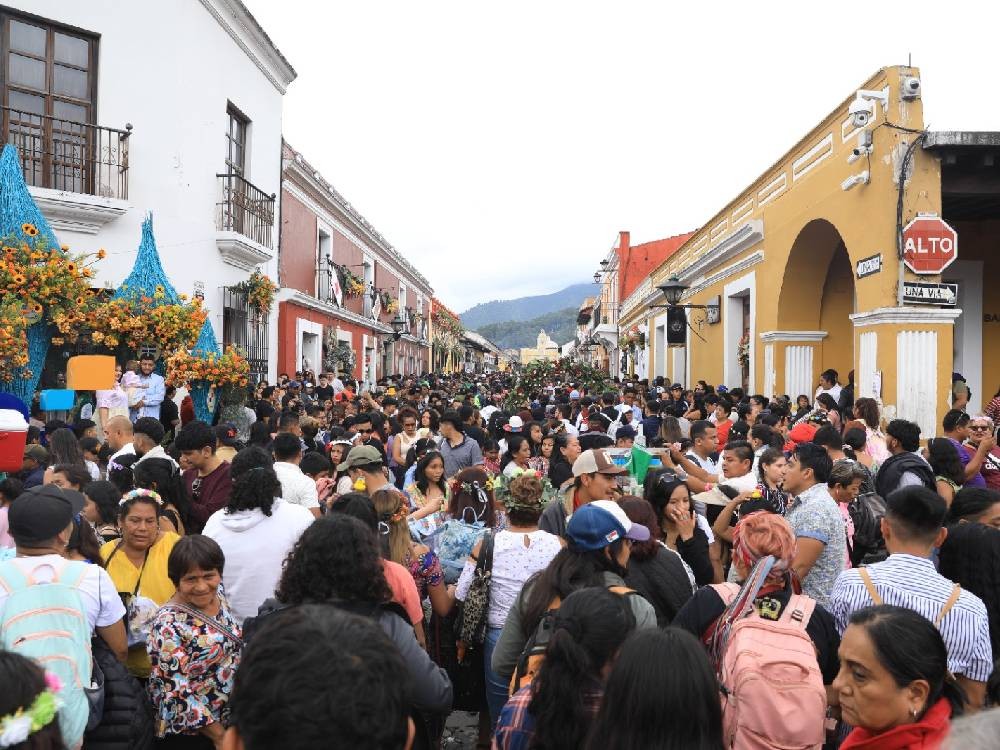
[244,0,999,312]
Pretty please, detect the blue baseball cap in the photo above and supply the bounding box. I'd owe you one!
[566,500,650,551]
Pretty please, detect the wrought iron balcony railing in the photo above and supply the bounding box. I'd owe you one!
[216,172,275,249]
[1,105,131,199]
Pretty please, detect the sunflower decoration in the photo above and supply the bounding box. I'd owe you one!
[0,229,107,380]
[165,345,250,389]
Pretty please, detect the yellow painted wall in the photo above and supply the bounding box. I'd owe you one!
[615,66,964,429]
[952,219,1000,402]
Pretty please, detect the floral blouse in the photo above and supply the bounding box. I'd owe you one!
[404,482,449,538]
[404,547,444,601]
[147,597,242,738]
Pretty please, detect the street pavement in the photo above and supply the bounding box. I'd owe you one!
[442,711,480,748]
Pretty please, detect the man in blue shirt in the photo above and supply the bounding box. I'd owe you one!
[129,355,166,423]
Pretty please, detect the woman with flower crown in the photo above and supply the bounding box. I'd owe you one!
[0,652,64,750]
[100,488,179,679]
[455,470,562,731]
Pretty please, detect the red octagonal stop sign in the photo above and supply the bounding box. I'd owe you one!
[902,215,958,275]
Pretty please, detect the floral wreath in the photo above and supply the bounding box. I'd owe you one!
[493,468,558,512]
[119,488,164,506]
[0,672,61,747]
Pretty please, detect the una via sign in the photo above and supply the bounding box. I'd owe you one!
[856,254,882,278]
[902,282,957,306]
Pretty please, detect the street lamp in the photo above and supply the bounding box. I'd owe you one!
[386,311,407,342]
[657,274,688,306]
[593,271,601,283]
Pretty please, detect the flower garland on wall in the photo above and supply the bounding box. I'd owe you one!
[335,264,365,297]
[503,357,612,411]
[0,225,102,382]
[737,333,750,370]
[165,346,251,389]
[232,268,277,317]
[84,289,206,354]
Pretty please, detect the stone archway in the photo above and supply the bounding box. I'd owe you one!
[769,219,855,398]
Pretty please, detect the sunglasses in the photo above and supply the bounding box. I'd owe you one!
[970,425,991,432]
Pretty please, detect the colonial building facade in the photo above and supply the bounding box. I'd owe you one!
[619,65,1000,436]
[277,142,433,386]
[2,0,295,382]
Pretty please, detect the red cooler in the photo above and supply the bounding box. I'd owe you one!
[0,409,27,472]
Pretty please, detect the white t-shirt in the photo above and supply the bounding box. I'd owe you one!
[815,383,843,403]
[685,451,719,477]
[721,471,758,494]
[0,555,125,631]
[273,462,321,509]
[203,499,314,623]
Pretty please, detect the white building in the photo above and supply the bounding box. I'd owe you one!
[3,0,294,380]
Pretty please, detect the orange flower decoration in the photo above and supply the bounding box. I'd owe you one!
[21,223,38,236]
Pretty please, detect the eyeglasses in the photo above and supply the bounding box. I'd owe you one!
[970,425,991,432]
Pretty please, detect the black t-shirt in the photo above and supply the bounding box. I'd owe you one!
[314,385,335,403]
[159,398,179,436]
[672,585,841,684]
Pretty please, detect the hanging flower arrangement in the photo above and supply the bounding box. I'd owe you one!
[432,307,463,337]
[0,226,104,381]
[336,265,365,297]
[737,333,750,370]
[385,298,399,316]
[165,345,250,388]
[84,291,206,355]
[233,268,276,316]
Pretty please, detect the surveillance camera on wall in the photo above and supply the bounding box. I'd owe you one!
[902,76,921,100]
[841,171,870,191]
[849,98,872,129]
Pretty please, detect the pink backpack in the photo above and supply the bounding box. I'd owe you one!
[708,558,827,750]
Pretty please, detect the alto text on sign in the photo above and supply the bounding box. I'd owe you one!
[902,215,958,274]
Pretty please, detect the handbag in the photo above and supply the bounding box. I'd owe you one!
[107,542,158,647]
[457,530,495,645]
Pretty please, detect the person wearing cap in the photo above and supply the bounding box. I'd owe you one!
[497,415,524,455]
[0,485,129,747]
[438,410,484,479]
[492,500,657,686]
[338,445,393,496]
[133,416,177,469]
[19,444,48,489]
[539,449,626,538]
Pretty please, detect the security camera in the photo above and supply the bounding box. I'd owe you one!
[902,76,921,100]
[847,146,871,165]
[841,171,870,191]
[848,97,872,129]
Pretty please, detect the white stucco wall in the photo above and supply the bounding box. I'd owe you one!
[8,0,289,359]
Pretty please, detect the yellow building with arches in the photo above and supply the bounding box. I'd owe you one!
[619,66,1000,436]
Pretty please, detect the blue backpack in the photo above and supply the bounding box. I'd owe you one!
[0,558,95,749]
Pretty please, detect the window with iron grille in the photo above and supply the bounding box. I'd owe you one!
[225,103,249,177]
[222,286,269,382]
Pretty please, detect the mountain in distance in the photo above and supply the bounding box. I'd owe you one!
[475,307,579,350]
[459,282,599,330]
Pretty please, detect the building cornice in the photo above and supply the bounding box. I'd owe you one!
[199,0,296,94]
[849,307,963,327]
[759,330,829,343]
[279,289,393,333]
[283,157,433,294]
[675,220,764,286]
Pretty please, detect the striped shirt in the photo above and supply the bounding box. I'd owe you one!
[829,553,993,682]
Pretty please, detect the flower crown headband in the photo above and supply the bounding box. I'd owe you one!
[0,672,62,747]
[493,468,557,513]
[119,488,164,506]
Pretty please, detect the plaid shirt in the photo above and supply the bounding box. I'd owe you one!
[493,684,603,750]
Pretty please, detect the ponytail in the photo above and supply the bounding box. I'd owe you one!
[528,588,635,750]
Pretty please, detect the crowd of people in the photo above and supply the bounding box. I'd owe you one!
[3,363,1000,749]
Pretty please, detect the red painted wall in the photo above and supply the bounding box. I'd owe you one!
[277,301,368,381]
[278,190,318,295]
